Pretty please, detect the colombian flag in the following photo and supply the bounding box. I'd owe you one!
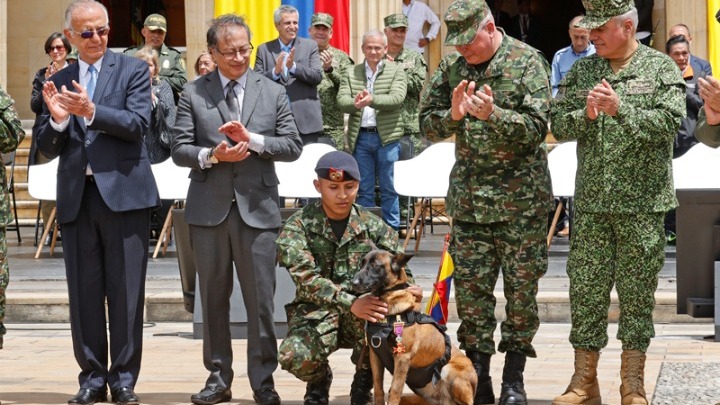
[709,0,720,71]
[214,0,350,65]
[425,233,454,325]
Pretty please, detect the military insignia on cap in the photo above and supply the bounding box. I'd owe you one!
[329,167,344,182]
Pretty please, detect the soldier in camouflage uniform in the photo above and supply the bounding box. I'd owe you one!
[124,14,187,103]
[549,1,685,404]
[383,13,429,155]
[309,13,354,150]
[277,151,420,405]
[418,1,552,404]
[0,85,26,350]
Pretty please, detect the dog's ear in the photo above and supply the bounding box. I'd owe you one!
[391,252,414,274]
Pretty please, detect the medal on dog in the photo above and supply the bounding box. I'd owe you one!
[393,319,406,354]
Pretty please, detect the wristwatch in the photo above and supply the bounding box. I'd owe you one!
[208,147,219,164]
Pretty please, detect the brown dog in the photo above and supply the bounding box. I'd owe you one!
[351,245,477,405]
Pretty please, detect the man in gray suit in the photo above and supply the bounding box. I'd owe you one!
[255,4,324,144]
[171,13,302,405]
[37,1,159,404]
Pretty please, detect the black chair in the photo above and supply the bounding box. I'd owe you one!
[2,151,21,242]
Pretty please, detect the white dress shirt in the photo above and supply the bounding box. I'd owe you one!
[402,0,441,53]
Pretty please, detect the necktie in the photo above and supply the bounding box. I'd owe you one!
[281,44,292,79]
[226,80,239,121]
[87,65,97,100]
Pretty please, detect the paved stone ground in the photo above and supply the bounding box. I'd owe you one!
[1,322,719,405]
[651,362,720,404]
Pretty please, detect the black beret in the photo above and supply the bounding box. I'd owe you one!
[315,151,361,182]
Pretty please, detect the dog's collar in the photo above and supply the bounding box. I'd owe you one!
[379,282,410,295]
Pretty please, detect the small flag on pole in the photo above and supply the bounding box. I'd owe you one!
[425,233,454,325]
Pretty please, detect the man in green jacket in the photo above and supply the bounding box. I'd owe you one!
[419,0,552,404]
[277,150,420,405]
[550,1,685,404]
[337,30,407,230]
[124,14,187,103]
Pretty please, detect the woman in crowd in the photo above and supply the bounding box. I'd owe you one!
[194,50,216,79]
[29,32,71,245]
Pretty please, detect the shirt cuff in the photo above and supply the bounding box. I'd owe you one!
[247,132,266,154]
[50,116,70,132]
[198,147,213,169]
[84,107,96,126]
[272,71,282,81]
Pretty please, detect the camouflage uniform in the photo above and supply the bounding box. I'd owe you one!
[419,30,552,357]
[388,48,428,154]
[124,43,187,102]
[277,202,413,382]
[551,44,685,352]
[318,46,354,150]
[0,85,26,349]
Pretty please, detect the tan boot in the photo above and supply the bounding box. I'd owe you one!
[620,350,648,405]
[551,349,601,405]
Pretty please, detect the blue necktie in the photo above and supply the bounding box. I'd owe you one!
[281,44,291,79]
[87,65,97,100]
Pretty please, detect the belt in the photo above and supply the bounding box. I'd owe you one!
[360,126,378,133]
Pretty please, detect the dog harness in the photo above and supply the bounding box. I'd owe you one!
[365,310,452,389]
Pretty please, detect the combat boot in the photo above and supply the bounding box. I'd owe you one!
[620,350,648,405]
[551,349,601,405]
[304,364,333,405]
[349,367,373,405]
[466,351,495,405]
[499,351,527,405]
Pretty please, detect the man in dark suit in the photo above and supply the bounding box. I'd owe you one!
[36,1,159,404]
[171,13,302,405]
[668,23,713,77]
[254,5,324,145]
[508,0,540,48]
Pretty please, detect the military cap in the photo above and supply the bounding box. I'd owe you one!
[66,49,78,61]
[578,0,634,29]
[144,13,167,32]
[315,151,361,182]
[384,14,409,28]
[311,12,334,28]
[444,0,488,46]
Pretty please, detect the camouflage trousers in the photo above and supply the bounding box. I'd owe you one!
[0,227,7,349]
[278,302,369,383]
[568,211,665,353]
[451,214,548,358]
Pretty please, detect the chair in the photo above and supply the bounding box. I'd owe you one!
[393,142,456,252]
[546,141,577,247]
[27,158,59,258]
[672,142,720,189]
[151,159,191,258]
[2,151,21,242]
[276,143,336,199]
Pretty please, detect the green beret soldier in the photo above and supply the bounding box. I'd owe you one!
[0,85,26,350]
[124,14,187,103]
[309,13,354,150]
[550,1,685,404]
[383,13,429,154]
[419,0,552,404]
[277,151,420,405]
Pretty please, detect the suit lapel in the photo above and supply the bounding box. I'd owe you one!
[205,71,234,124]
[93,50,115,103]
[241,70,262,126]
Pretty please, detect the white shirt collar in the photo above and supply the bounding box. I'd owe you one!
[218,70,249,92]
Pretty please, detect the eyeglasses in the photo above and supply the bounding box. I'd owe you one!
[73,26,110,39]
[215,44,254,60]
[48,45,66,53]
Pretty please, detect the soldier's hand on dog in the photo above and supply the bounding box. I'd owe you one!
[408,285,423,303]
[351,295,388,322]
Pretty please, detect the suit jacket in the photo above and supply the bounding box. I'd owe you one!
[254,37,323,135]
[36,50,160,224]
[690,55,712,78]
[29,67,49,166]
[171,69,302,229]
[507,14,540,48]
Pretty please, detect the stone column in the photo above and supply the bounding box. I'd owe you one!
[184,0,214,82]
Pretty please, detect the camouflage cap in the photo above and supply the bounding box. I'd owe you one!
[315,151,360,182]
[311,12,334,28]
[144,13,167,32]
[578,0,634,29]
[384,13,409,28]
[66,49,78,60]
[444,0,488,46]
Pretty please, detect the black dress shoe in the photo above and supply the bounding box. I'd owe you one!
[191,386,232,405]
[253,387,281,405]
[68,387,108,404]
[111,387,140,405]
